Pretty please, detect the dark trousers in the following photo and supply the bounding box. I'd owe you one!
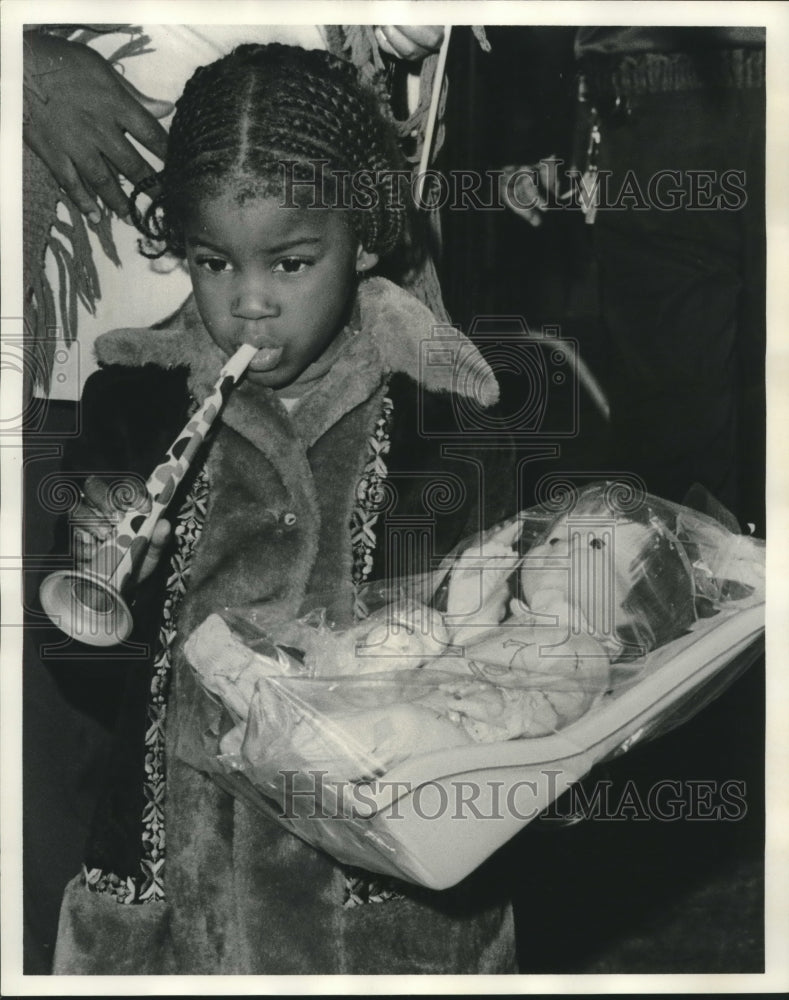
[592,83,765,534]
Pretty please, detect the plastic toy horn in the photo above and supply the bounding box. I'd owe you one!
[39,343,258,647]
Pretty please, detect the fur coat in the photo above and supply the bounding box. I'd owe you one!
[50,277,519,975]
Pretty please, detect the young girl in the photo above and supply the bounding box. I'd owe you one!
[49,44,518,975]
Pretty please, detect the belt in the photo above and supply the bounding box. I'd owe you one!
[578,47,765,114]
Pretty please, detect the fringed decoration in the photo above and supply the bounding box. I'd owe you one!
[23,25,150,396]
[101,31,155,65]
[325,24,446,169]
[23,148,114,395]
[325,25,455,322]
[471,26,492,53]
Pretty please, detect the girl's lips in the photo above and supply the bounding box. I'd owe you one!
[247,346,284,372]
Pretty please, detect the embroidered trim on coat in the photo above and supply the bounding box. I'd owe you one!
[343,393,403,908]
[82,465,209,904]
[350,394,393,620]
[83,393,399,907]
[342,872,404,909]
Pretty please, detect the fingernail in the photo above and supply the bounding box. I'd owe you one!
[87,209,101,225]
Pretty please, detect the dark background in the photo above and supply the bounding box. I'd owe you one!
[22,25,765,975]
[435,25,764,973]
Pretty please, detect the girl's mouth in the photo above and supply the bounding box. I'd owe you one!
[247,346,284,372]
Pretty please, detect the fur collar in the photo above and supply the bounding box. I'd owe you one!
[93,277,499,424]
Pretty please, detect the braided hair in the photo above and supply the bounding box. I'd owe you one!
[130,43,408,259]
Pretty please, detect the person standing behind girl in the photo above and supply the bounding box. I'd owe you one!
[48,43,518,975]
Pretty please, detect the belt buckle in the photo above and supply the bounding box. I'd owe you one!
[601,92,633,125]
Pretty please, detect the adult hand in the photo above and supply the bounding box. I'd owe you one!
[72,475,171,585]
[374,25,445,61]
[23,31,173,224]
[499,157,563,228]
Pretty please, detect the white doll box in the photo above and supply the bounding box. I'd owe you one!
[309,599,765,889]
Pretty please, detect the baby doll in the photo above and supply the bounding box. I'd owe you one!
[188,485,699,782]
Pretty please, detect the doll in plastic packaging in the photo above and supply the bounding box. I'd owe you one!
[186,483,757,783]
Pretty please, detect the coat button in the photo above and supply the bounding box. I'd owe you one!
[282,512,297,527]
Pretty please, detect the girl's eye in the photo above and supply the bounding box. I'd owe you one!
[549,537,560,547]
[196,256,231,274]
[273,257,310,275]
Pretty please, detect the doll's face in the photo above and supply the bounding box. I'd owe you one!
[519,515,649,637]
[184,187,378,391]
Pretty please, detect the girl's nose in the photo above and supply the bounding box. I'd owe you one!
[231,278,280,320]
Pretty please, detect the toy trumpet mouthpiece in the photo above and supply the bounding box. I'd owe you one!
[39,569,134,647]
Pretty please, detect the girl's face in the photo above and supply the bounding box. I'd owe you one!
[184,189,378,390]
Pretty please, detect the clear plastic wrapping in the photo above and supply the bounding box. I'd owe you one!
[184,483,765,888]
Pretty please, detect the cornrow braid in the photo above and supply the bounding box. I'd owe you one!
[129,43,409,259]
[129,172,167,258]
